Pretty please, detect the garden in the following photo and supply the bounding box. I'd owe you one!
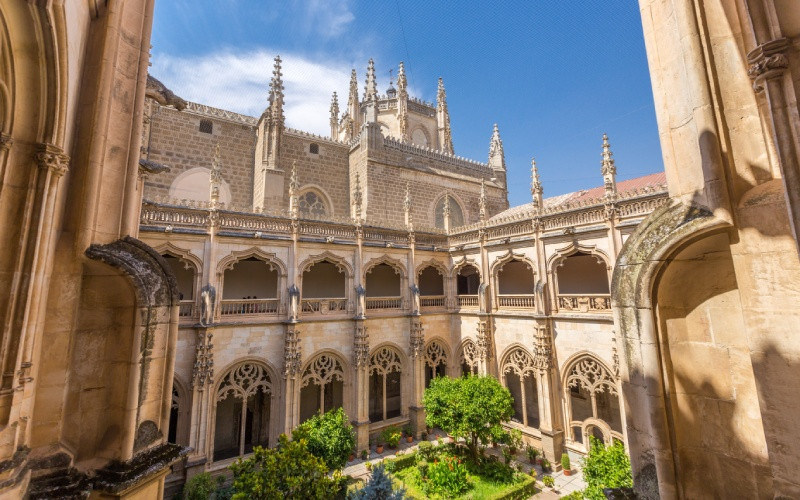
[178,376,632,499]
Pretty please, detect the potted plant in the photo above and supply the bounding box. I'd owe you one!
[542,475,555,490]
[561,452,572,476]
[381,426,401,449]
[508,429,523,455]
[365,461,372,472]
[540,458,552,473]
[375,436,384,454]
[403,424,413,443]
[349,449,355,462]
[360,449,369,460]
[421,430,428,441]
[526,445,539,464]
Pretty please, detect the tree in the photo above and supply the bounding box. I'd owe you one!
[229,434,343,500]
[581,437,633,500]
[293,407,355,469]
[422,375,513,462]
[348,464,406,500]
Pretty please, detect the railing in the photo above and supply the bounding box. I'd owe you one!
[457,295,479,307]
[178,300,196,318]
[558,294,611,313]
[366,296,402,310]
[420,295,445,308]
[219,298,280,316]
[497,295,535,309]
[301,298,348,314]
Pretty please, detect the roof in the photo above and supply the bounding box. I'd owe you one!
[490,172,667,221]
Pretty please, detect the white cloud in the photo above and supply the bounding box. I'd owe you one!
[151,49,353,136]
[302,0,355,38]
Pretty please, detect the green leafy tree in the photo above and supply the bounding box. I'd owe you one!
[229,434,342,500]
[293,407,355,469]
[348,464,406,500]
[581,437,633,500]
[422,375,513,462]
[183,472,216,500]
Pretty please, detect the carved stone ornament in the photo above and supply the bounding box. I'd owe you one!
[192,330,214,388]
[35,144,70,177]
[747,39,790,92]
[460,339,479,374]
[476,320,492,360]
[354,323,369,367]
[532,326,552,371]
[567,357,617,397]
[284,325,301,376]
[424,340,447,369]
[410,319,424,358]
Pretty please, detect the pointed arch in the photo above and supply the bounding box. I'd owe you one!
[153,242,203,272]
[415,258,449,277]
[299,350,349,423]
[298,251,354,278]
[297,184,334,217]
[490,249,536,277]
[499,344,540,429]
[458,338,479,376]
[217,247,287,277]
[547,241,611,274]
[368,343,405,422]
[431,191,467,229]
[363,254,407,279]
[451,256,481,279]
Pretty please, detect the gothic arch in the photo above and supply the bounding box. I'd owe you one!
[153,242,203,273]
[431,191,467,228]
[298,251,354,278]
[300,349,350,386]
[363,254,407,279]
[451,256,482,280]
[547,241,611,275]
[369,342,408,369]
[415,258,449,278]
[499,344,540,429]
[499,344,537,379]
[409,125,431,147]
[561,352,616,395]
[490,249,536,277]
[168,167,232,205]
[217,247,287,277]
[214,357,281,394]
[423,337,451,366]
[297,184,334,217]
[458,338,479,375]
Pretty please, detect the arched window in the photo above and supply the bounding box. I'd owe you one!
[459,340,479,376]
[565,356,622,446]
[301,260,347,313]
[300,354,345,422]
[221,257,279,315]
[213,363,272,461]
[418,266,445,296]
[161,255,196,300]
[369,346,402,422]
[496,259,535,309]
[365,262,402,310]
[411,128,428,147]
[424,340,447,387]
[434,196,464,229]
[556,252,610,312]
[456,264,480,295]
[501,347,540,429]
[298,190,326,217]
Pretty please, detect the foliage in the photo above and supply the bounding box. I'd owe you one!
[472,455,515,483]
[416,441,436,462]
[381,426,402,448]
[403,424,413,436]
[183,473,217,500]
[423,376,513,462]
[229,434,343,500]
[542,475,555,488]
[293,407,355,470]
[526,445,539,462]
[423,455,471,497]
[581,438,632,500]
[507,429,523,453]
[562,491,584,499]
[502,447,514,465]
[361,449,369,460]
[348,464,406,500]
[561,453,571,471]
[540,458,551,472]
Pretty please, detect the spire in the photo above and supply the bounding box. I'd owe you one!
[479,179,487,221]
[488,124,505,171]
[364,58,377,101]
[403,182,413,229]
[330,92,339,139]
[352,173,363,222]
[397,62,409,142]
[288,160,299,217]
[210,143,222,208]
[601,133,617,196]
[531,157,543,210]
[268,55,285,125]
[436,77,454,154]
[346,69,360,140]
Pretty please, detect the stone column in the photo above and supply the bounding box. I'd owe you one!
[187,327,214,476]
[353,321,370,451]
[533,322,563,463]
[282,323,301,436]
[408,317,426,437]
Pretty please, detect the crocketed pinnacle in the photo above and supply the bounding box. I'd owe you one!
[268,55,285,123]
[364,58,377,101]
[348,69,359,108]
[601,133,616,176]
[397,62,407,95]
[488,124,505,171]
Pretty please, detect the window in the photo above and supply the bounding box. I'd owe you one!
[566,356,622,445]
[459,340,479,376]
[309,143,319,154]
[501,347,540,429]
[456,265,480,295]
[434,195,464,229]
[300,354,344,422]
[424,340,447,387]
[298,191,327,217]
[213,363,272,461]
[418,266,445,296]
[199,119,213,134]
[369,346,402,422]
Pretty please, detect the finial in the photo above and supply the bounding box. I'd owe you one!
[479,179,487,221]
[436,77,454,154]
[530,157,543,209]
[601,133,616,176]
[268,55,285,123]
[397,62,407,92]
[488,124,505,171]
[365,58,377,101]
[289,161,299,216]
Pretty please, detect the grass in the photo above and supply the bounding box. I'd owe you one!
[392,465,537,500]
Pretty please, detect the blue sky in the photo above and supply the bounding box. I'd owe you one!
[151,0,663,207]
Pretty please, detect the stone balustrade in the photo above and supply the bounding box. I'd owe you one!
[301,298,348,314]
[219,298,280,316]
[178,300,196,319]
[365,296,403,310]
[497,295,536,309]
[457,295,479,307]
[420,295,446,308]
[557,294,611,313]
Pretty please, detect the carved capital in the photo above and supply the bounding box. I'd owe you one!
[748,39,790,92]
[35,144,70,177]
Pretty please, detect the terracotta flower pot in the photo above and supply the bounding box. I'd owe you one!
[406,436,413,443]
[564,469,572,476]
[349,454,355,461]
[376,445,384,454]
[535,458,542,465]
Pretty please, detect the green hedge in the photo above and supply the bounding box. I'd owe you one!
[486,475,537,500]
[384,451,416,471]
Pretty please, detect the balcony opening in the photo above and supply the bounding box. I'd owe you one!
[162,254,196,318]
[497,259,535,308]
[556,252,610,312]
[301,260,347,314]
[456,264,480,307]
[365,263,401,310]
[221,257,279,315]
[418,265,445,308]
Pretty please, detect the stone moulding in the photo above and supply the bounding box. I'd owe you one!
[93,443,189,494]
